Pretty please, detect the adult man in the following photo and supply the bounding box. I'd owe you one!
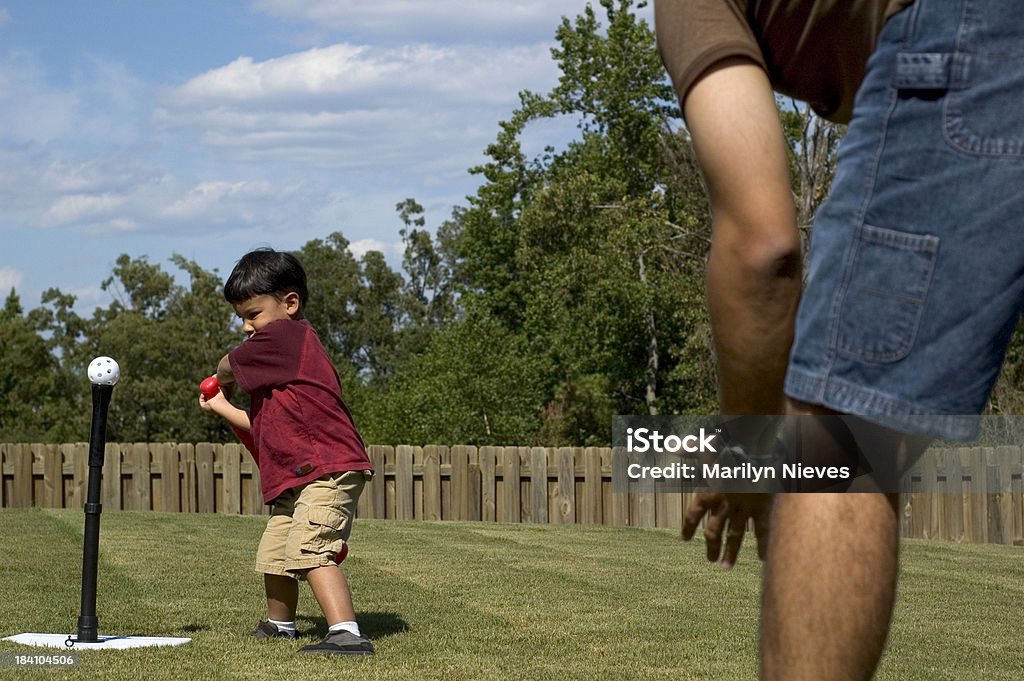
[655,1,1024,678]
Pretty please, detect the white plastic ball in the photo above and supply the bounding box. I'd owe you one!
[88,356,121,386]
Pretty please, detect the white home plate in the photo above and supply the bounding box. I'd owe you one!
[3,633,191,650]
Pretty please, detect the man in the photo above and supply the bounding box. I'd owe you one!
[655,1,1024,678]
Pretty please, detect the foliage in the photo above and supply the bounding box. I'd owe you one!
[361,311,547,446]
[445,0,717,442]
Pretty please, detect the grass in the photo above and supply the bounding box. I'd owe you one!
[0,508,1022,680]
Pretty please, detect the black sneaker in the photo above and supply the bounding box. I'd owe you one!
[298,630,374,656]
[249,620,298,639]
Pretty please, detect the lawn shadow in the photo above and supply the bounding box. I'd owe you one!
[298,612,409,639]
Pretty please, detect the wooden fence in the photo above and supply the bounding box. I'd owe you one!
[1,443,1022,546]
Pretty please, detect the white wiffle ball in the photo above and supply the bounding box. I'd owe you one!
[88,356,121,386]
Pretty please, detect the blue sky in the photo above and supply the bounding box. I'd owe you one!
[0,1,654,313]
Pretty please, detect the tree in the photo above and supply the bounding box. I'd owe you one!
[0,290,64,441]
[84,255,238,442]
[363,312,547,446]
[440,0,716,443]
[779,101,845,251]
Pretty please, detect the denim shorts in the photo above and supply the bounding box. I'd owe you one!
[785,0,1024,441]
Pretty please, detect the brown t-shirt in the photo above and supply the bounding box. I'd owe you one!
[655,0,914,123]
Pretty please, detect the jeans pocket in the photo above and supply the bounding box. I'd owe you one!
[944,1,1024,156]
[837,224,939,363]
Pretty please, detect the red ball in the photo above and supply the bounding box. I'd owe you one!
[200,376,220,400]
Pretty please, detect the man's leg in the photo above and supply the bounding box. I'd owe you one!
[760,490,900,681]
[761,401,931,680]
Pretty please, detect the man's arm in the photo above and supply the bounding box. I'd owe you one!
[685,57,801,415]
[679,58,802,567]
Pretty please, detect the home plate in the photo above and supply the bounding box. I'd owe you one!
[3,633,191,650]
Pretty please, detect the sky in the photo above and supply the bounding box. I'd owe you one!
[0,0,656,314]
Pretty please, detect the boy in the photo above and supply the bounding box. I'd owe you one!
[199,247,375,656]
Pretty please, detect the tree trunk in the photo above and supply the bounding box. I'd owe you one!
[638,251,658,415]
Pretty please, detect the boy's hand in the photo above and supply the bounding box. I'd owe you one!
[198,390,227,412]
[215,354,236,399]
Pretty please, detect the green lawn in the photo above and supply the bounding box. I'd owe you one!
[0,508,1021,680]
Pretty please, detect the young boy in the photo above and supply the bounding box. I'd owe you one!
[199,247,375,656]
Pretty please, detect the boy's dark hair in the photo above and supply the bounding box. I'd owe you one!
[224,248,309,307]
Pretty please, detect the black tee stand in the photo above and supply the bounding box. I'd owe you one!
[75,382,114,643]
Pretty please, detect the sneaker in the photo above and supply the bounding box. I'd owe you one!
[249,620,298,639]
[298,630,375,656]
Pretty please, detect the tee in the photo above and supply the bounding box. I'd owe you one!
[655,0,914,123]
[229,318,372,504]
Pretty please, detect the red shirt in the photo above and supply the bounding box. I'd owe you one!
[229,318,372,503]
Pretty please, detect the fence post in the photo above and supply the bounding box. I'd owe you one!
[582,447,602,525]
[222,444,243,515]
[423,446,441,521]
[554,447,575,525]
[395,445,414,521]
[196,443,215,513]
[970,448,989,542]
[479,446,497,522]
[42,444,63,509]
[158,443,180,513]
[368,446,387,519]
[945,448,964,542]
[101,443,122,511]
[128,443,150,511]
[502,448,521,523]
[451,446,470,521]
[995,445,1015,546]
[12,444,32,508]
[530,448,548,524]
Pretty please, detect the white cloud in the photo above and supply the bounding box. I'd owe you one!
[152,40,558,177]
[160,179,302,221]
[348,238,404,258]
[160,41,551,109]
[250,0,586,44]
[0,266,23,292]
[42,156,159,194]
[0,9,10,29]
[42,193,128,228]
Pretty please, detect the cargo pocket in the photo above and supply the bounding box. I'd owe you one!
[302,507,346,555]
[837,224,938,363]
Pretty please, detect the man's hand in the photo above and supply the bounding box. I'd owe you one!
[682,492,773,568]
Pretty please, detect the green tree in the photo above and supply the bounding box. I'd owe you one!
[80,255,237,442]
[364,312,547,446]
[440,0,716,444]
[0,290,64,441]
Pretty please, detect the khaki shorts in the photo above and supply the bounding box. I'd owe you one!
[255,470,369,579]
